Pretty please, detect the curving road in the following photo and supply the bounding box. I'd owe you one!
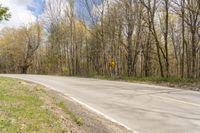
[1,74,200,133]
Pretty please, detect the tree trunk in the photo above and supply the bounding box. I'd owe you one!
[181,0,185,78]
[164,0,169,77]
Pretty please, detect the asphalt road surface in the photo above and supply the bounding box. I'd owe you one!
[1,74,200,133]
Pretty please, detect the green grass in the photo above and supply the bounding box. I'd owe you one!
[123,77,198,83]
[0,77,63,132]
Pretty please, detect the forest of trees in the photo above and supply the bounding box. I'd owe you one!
[0,0,200,79]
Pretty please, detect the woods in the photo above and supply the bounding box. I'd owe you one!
[0,0,200,79]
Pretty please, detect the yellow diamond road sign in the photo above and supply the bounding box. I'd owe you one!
[111,60,116,69]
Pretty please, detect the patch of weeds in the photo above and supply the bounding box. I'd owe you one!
[57,102,84,126]
[84,75,200,90]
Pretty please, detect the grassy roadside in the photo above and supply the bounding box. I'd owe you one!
[0,77,83,133]
[57,102,84,126]
[92,76,200,91]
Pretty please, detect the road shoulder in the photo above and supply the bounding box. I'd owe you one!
[46,89,132,133]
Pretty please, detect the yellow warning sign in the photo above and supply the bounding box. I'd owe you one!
[111,59,116,69]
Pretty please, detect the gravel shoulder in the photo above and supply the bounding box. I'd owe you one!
[46,88,131,133]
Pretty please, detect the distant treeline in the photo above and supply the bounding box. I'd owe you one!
[0,0,200,79]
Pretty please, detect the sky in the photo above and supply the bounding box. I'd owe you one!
[0,0,103,29]
[0,0,44,28]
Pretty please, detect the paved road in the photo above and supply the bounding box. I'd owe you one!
[1,74,200,133]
